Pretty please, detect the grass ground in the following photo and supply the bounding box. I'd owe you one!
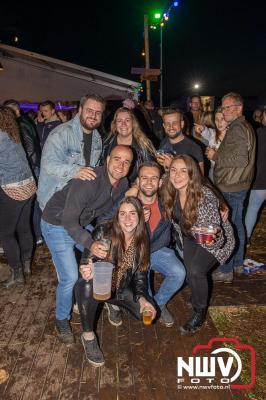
[210,305,266,400]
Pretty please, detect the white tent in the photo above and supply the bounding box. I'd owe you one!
[0,43,139,103]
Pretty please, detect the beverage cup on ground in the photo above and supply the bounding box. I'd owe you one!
[93,261,114,301]
[142,308,153,326]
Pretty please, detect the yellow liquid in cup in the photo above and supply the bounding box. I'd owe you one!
[143,311,152,326]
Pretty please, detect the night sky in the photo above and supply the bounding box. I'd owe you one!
[1,0,266,104]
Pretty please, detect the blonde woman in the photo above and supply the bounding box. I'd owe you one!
[101,107,156,182]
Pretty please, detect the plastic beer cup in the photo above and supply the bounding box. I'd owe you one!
[93,261,114,301]
[142,308,153,326]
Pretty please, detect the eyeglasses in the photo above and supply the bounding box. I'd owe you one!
[221,104,241,112]
[84,108,103,117]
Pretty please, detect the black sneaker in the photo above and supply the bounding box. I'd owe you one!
[104,303,122,326]
[159,305,174,327]
[55,319,75,344]
[180,308,207,336]
[81,335,105,367]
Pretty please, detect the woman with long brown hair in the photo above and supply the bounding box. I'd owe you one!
[162,155,234,335]
[101,107,156,183]
[74,197,156,366]
[0,106,36,288]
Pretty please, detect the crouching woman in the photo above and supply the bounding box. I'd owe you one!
[75,197,156,366]
[162,155,235,335]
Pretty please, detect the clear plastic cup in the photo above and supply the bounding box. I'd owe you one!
[142,308,153,326]
[193,225,216,245]
[93,261,114,301]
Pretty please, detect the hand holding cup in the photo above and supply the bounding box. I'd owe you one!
[80,258,94,281]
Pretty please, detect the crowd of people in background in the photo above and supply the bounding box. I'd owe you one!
[0,91,265,366]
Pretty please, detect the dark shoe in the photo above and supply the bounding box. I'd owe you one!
[104,303,122,326]
[16,267,25,285]
[81,335,105,367]
[180,308,207,335]
[212,270,233,283]
[23,260,31,278]
[159,305,174,327]
[234,265,243,276]
[0,267,25,289]
[55,319,75,344]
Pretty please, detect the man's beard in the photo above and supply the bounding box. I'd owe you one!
[80,115,100,131]
[140,187,157,197]
[168,130,182,139]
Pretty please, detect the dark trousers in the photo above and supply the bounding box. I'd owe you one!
[75,278,142,332]
[32,196,42,239]
[183,237,217,309]
[0,188,34,269]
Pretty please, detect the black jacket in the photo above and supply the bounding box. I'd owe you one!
[19,114,41,177]
[43,166,128,249]
[81,232,148,301]
[146,197,172,253]
[37,118,61,149]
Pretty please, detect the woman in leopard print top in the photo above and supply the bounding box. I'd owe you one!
[162,154,235,335]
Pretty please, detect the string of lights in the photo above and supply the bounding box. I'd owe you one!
[137,2,180,99]
[150,1,179,30]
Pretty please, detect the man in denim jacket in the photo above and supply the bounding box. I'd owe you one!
[37,94,105,211]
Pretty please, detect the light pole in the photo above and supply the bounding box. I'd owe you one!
[144,15,151,101]
[149,2,179,107]
[160,24,163,107]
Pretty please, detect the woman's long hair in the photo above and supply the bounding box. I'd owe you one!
[161,154,227,231]
[110,107,156,156]
[0,106,20,143]
[161,155,203,230]
[111,196,149,272]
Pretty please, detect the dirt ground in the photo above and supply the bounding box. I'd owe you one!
[209,208,266,400]
[0,207,265,399]
[209,306,266,400]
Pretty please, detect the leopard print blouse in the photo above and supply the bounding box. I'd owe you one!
[173,186,235,265]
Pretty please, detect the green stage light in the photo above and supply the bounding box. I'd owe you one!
[154,13,161,19]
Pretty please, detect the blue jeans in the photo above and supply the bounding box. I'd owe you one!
[41,219,79,320]
[149,247,186,306]
[219,190,247,273]
[245,189,266,239]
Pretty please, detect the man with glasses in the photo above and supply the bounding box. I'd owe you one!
[38,93,105,211]
[207,92,256,283]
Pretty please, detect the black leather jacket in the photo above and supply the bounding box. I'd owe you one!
[81,235,149,301]
[116,256,148,301]
[19,114,41,178]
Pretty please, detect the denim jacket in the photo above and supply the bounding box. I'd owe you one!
[0,130,33,186]
[37,115,102,210]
